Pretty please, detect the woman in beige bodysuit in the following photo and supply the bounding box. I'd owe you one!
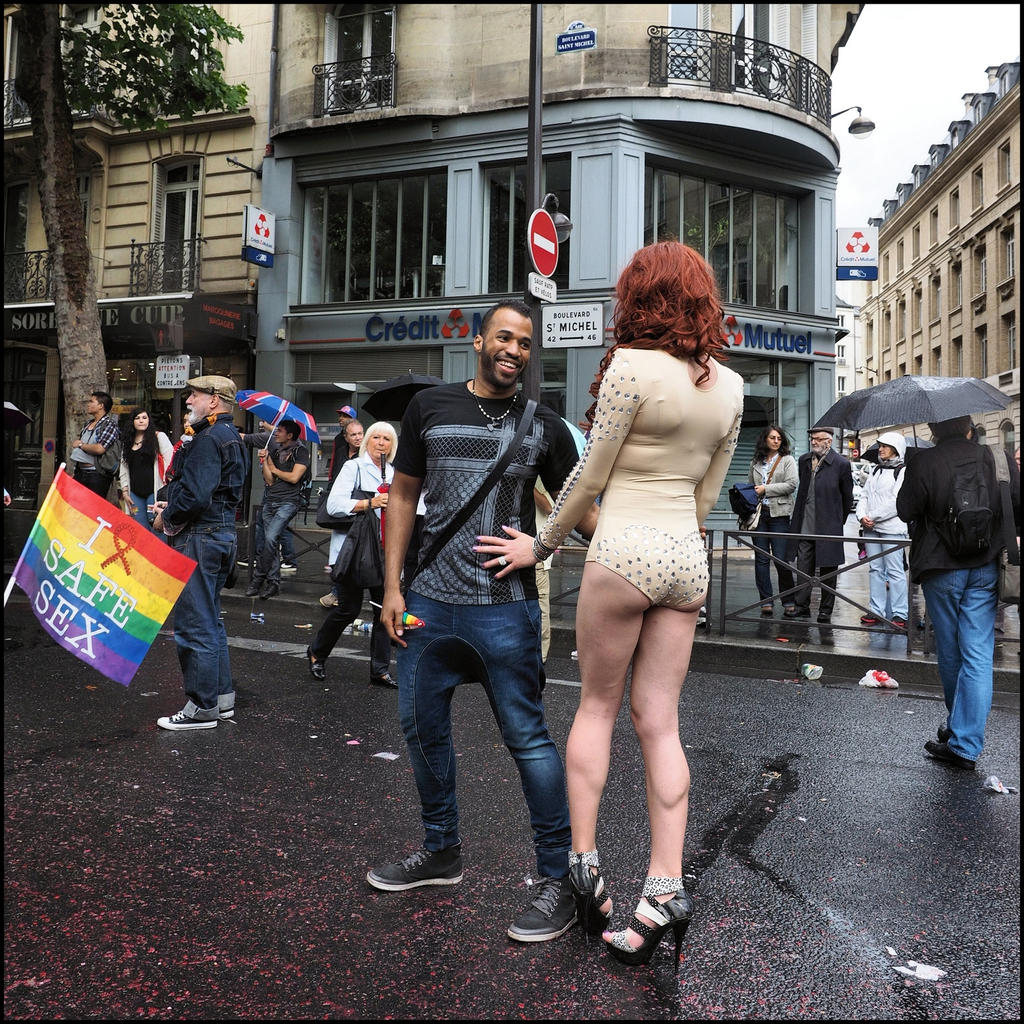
[476,241,743,967]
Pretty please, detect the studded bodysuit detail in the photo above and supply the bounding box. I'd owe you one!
[538,349,743,609]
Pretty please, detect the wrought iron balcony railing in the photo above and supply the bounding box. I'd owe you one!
[648,26,831,125]
[4,250,54,303]
[313,53,397,117]
[5,76,106,129]
[4,79,31,128]
[129,237,201,296]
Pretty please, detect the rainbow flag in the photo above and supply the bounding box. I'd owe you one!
[9,466,196,686]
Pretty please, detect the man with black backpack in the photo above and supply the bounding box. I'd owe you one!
[897,414,1009,771]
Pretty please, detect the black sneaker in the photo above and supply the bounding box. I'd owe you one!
[367,845,464,891]
[507,875,577,942]
[156,701,219,731]
[924,739,976,771]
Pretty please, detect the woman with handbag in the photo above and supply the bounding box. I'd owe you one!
[317,417,365,605]
[118,408,174,531]
[747,425,798,615]
[307,421,399,689]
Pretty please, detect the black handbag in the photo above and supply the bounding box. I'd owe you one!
[315,488,355,531]
[729,481,761,528]
[332,509,384,588]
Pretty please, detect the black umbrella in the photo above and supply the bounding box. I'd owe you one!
[362,374,445,421]
[4,401,31,429]
[861,435,934,464]
[814,376,1008,432]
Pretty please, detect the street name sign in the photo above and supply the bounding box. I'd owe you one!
[542,303,605,348]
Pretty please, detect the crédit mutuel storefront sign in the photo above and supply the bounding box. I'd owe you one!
[289,305,835,361]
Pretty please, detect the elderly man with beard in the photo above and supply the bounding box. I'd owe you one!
[784,426,855,624]
[370,299,598,944]
[153,376,246,730]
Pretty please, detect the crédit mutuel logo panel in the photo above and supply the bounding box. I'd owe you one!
[358,308,829,358]
[364,308,481,342]
[724,315,829,358]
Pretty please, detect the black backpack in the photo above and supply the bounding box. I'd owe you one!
[934,451,996,558]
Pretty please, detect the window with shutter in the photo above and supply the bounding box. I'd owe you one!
[800,4,816,61]
[146,160,201,293]
[322,5,395,114]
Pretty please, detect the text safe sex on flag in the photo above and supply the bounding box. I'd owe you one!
[9,466,196,686]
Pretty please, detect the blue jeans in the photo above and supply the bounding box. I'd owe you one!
[254,499,299,584]
[170,523,237,711]
[752,512,795,605]
[254,511,296,562]
[128,489,157,532]
[861,528,908,619]
[921,561,998,761]
[397,593,570,878]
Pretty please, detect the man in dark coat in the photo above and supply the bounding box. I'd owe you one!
[784,426,855,623]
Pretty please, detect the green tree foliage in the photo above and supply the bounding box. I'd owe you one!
[11,4,247,469]
[59,4,248,129]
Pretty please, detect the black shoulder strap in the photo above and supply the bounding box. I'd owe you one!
[992,447,1020,565]
[410,399,537,582]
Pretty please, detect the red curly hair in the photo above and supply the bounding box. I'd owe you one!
[585,241,727,425]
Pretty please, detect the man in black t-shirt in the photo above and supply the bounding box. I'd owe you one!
[245,420,310,600]
[369,300,596,945]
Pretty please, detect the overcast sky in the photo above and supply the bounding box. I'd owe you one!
[830,4,1021,227]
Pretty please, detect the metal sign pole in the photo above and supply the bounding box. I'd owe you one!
[522,4,543,404]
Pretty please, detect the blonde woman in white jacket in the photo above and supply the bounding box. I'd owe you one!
[118,408,173,531]
[856,431,909,628]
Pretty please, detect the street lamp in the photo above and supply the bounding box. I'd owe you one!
[543,192,573,243]
[831,105,875,138]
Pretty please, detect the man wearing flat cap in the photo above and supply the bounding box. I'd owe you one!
[153,375,247,730]
[785,426,855,624]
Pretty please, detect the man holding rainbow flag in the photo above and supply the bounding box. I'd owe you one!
[152,375,247,730]
[6,376,245,730]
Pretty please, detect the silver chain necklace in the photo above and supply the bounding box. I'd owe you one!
[469,381,517,431]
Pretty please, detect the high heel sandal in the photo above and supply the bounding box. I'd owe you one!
[568,851,612,937]
[604,876,693,969]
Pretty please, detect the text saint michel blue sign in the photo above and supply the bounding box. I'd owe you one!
[556,22,597,53]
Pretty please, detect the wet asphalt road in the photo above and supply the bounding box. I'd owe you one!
[3,594,1020,1020]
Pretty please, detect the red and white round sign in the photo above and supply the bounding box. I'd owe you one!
[527,208,559,278]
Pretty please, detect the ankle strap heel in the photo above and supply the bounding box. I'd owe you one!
[605,877,693,969]
[568,850,612,937]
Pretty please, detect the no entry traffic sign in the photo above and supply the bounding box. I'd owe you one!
[527,208,559,278]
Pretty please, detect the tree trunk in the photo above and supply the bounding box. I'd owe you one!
[17,4,108,463]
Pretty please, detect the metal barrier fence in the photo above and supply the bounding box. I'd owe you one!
[241,517,1018,662]
[713,528,920,654]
